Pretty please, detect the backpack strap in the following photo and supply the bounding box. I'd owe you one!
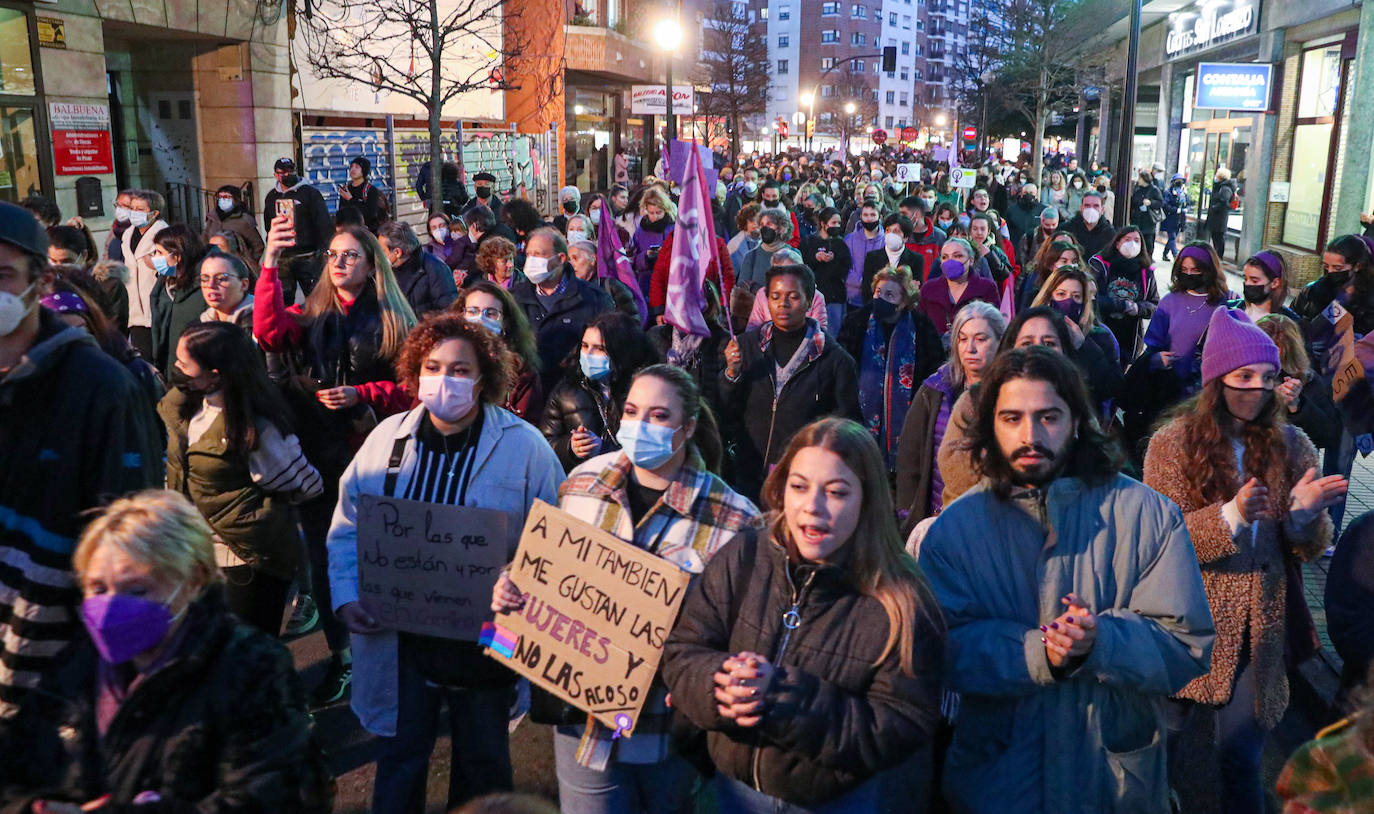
[381,435,410,498]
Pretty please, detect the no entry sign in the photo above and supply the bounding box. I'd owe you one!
[872,128,887,144]
[962,126,978,142]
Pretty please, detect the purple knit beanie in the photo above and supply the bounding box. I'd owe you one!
[1201,308,1280,386]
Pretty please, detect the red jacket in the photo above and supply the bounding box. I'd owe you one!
[649,231,736,310]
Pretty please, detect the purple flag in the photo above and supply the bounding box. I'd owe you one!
[595,195,648,326]
[665,142,714,338]
[668,139,719,191]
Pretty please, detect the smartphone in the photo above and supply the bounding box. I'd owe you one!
[275,197,296,228]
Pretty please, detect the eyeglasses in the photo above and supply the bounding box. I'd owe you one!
[464,306,503,321]
[325,249,364,265]
[200,273,242,287]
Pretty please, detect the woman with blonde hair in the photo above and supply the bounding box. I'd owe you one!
[0,490,335,813]
[662,417,945,812]
[839,266,944,472]
[1016,237,1084,312]
[254,214,418,706]
[1029,263,1120,368]
[630,185,676,292]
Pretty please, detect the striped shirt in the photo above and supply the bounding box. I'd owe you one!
[402,409,484,505]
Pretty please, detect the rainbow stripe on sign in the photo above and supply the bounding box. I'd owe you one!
[479,622,518,659]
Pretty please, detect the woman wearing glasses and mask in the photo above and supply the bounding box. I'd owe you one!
[254,215,419,706]
[452,281,545,422]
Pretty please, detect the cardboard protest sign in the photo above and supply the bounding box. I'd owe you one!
[1323,301,1364,401]
[483,499,691,736]
[356,495,509,641]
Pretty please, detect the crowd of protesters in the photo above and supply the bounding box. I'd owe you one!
[1,139,1374,814]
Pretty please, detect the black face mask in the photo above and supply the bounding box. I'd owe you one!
[168,366,212,396]
[562,201,578,214]
[282,174,300,188]
[759,226,779,245]
[861,219,879,233]
[1181,272,1209,292]
[475,186,492,199]
[1242,283,1270,304]
[826,225,843,238]
[1327,269,1354,288]
[763,197,780,209]
[871,298,900,321]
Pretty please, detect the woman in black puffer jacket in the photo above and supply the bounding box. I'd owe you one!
[539,311,658,471]
[662,418,945,812]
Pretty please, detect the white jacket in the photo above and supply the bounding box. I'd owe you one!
[121,219,168,329]
[326,402,565,736]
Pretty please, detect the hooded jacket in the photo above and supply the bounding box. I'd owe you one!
[263,178,333,255]
[0,587,336,813]
[202,208,265,265]
[0,309,163,717]
[393,248,458,317]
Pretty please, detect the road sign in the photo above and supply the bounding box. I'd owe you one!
[872,128,887,144]
[949,166,977,189]
[778,121,789,138]
[900,126,918,142]
[962,126,978,142]
[894,164,922,183]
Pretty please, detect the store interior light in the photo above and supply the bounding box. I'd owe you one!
[574,105,585,115]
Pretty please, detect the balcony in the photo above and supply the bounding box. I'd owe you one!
[563,23,656,84]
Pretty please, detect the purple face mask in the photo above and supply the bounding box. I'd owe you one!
[81,590,179,664]
[1051,297,1084,323]
[942,258,968,281]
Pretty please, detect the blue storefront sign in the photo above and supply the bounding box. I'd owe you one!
[1194,62,1273,110]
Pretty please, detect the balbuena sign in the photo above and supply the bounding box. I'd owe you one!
[1165,0,1259,61]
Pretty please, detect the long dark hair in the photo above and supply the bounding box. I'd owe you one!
[1159,377,1288,510]
[1170,241,1228,304]
[452,280,541,374]
[1327,234,1374,309]
[177,322,296,457]
[631,364,724,474]
[968,347,1125,498]
[563,311,658,399]
[153,223,208,292]
[998,306,1074,354]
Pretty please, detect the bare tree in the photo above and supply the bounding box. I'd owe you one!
[817,67,877,149]
[697,0,770,157]
[987,0,1085,179]
[297,0,544,216]
[949,2,1006,148]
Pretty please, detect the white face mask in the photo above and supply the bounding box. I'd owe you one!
[1117,240,1141,259]
[432,227,449,243]
[566,229,587,244]
[114,205,130,224]
[417,374,478,423]
[589,209,602,225]
[217,198,234,213]
[127,210,149,228]
[523,255,554,284]
[884,232,905,253]
[0,283,35,336]
[1081,208,1101,225]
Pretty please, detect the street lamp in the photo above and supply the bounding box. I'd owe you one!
[843,101,857,155]
[934,113,947,127]
[654,18,682,144]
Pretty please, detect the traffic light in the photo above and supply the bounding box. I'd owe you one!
[881,46,897,73]
[806,119,815,139]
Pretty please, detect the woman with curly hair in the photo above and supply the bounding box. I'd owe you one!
[1144,308,1347,813]
[327,313,563,814]
[452,280,544,422]
[474,235,521,290]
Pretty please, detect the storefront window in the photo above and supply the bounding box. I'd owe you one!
[1283,44,1346,251]
[0,8,35,96]
[0,106,42,202]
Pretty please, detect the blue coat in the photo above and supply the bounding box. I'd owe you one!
[920,475,1215,814]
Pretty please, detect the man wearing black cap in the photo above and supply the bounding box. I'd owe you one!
[0,200,161,716]
[263,157,332,305]
[336,155,388,233]
[462,171,503,222]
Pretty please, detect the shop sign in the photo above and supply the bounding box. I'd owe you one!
[48,103,114,175]
[1194,62,1272,110]
[1165,0,1259,61]
[629,85,694,116]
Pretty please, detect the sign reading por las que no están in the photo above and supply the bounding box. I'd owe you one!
[355,495,510,641]
[484,500,691,736]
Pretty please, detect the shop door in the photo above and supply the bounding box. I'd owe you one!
[1184,115,1249,228]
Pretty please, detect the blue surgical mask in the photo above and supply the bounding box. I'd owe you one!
[152,255,175,277]
[616,419,681,469]
[465,314,503,335]
[580,351,612,381]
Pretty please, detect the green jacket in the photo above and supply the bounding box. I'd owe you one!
[160,389,300,580]
[150,278,207,373]
[919,474,1215,814]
